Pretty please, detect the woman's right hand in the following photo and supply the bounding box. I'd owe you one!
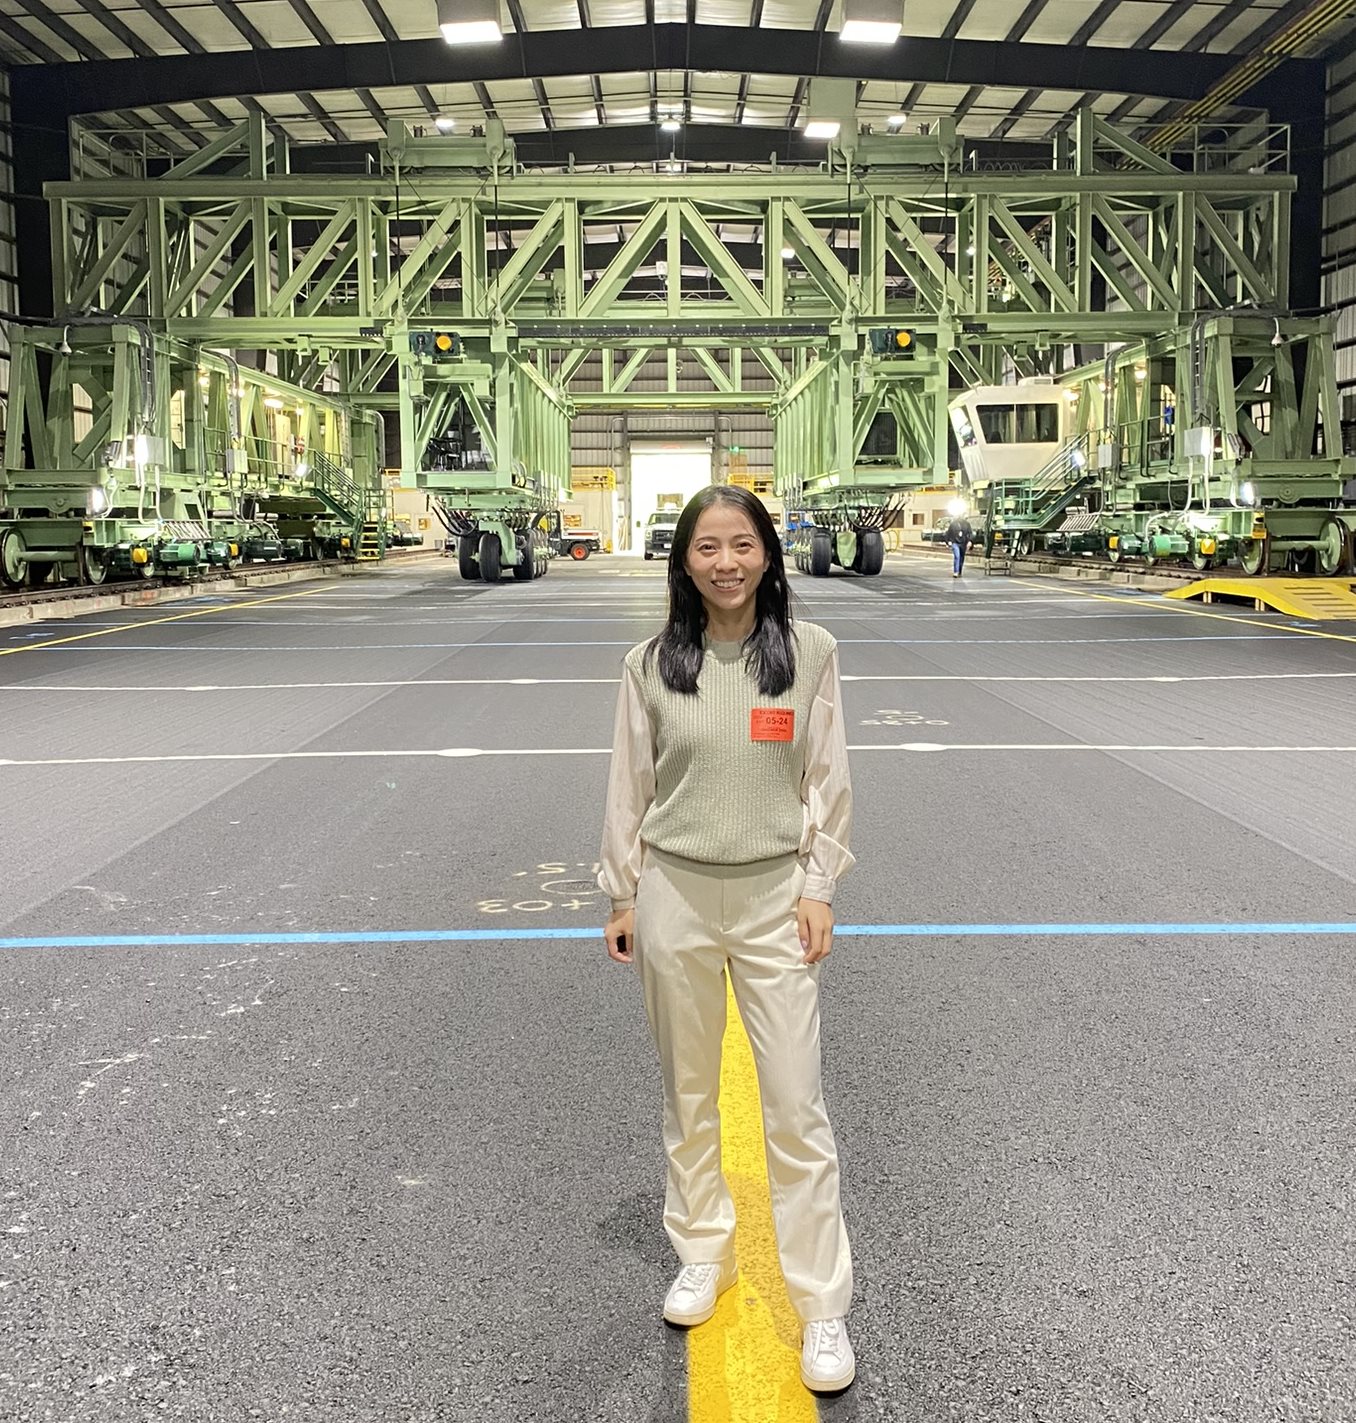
[604,908,636,964]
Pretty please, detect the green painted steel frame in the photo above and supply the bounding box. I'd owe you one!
[39,110,1298,507]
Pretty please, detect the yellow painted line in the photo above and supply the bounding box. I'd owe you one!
[0,583,336,659]
[688,981,815,1423]
[1011,577,1356,647]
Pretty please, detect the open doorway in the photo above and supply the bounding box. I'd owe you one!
[627,441,713,556]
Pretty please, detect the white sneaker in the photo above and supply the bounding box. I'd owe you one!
[662,1259,737,1327]
[801,1317,855,1392]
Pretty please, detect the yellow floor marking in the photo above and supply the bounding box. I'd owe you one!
[1011,577,1356,647]
[0,584,336,659]
[688,981,816,1423]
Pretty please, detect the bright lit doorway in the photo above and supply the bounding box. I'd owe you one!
[625,441,714,556]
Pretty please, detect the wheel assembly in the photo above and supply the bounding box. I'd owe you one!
[858,529,885,577]
[478,531,502,582]
[809,528,833,578]
[78,544,110,586]
[569,542,590,560]
[0,528,28,589]
[511,534,536,581]
[457,534,480,580]
[1316,516,1351,576]
[1239,535,1270,576]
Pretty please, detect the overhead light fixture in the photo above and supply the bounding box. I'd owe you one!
[660,116,681,133]
[437,0,502,45]
[886,112,907,129]
[781,246,796,260]
[435,116,456,134]
[841,0,902,44]
[803,77,854,145]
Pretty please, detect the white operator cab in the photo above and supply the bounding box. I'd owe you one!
[948,380,1071,486]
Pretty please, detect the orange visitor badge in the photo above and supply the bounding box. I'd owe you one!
[751,708,795,742]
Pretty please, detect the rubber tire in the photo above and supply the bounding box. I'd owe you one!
[858,529,885,577]
[479,531,502,582]
[512,535,536,581]
[809,529,833,578]
[643,551,653,560]
[457,535,480,580]
[569,543,590,561]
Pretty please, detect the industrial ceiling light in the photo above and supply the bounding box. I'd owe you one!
[803,78,854,144]
[435,116,457,134]
[661,115,681,133]
[885,112,907,128]
[841,0,902,45]
[438,0,502,45]
[781,246,796,260]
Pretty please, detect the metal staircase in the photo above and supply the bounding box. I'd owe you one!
[308,451,387,560]
[987,432,1099,531]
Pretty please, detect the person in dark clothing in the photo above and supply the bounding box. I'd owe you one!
[945,515,973,577]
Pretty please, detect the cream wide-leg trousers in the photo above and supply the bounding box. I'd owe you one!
[632,846,854,1323]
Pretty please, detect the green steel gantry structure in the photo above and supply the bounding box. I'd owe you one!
[1,102,1340,583]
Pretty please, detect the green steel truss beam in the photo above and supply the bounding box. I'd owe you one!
[31,114,1308,506]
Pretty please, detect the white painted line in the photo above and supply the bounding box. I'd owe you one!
[4,670,1355,694]
[2,743,1355,768]
[16,633,1289,652]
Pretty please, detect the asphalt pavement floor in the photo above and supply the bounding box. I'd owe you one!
[2,550,1354,1423]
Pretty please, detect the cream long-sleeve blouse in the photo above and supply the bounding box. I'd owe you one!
[598,642,855,912]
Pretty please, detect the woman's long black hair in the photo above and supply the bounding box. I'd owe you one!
[644,484,795,696]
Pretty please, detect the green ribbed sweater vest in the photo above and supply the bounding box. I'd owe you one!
[627,621,836,867]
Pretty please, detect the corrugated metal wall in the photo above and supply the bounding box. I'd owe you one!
[569,350,775,479]
[1325,49,1356,430]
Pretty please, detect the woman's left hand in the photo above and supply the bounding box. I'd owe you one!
[797,897,835,964]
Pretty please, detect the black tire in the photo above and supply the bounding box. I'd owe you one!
[568,542,590,561]
[457,535,480,581]
[859,529,885,577]
[478,531,501,582]
[809,529,833,578]
[512,535,536,581]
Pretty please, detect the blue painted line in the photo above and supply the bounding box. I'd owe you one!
[1,922,1355,950]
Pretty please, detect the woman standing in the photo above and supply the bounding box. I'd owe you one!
[599,485,857,1394]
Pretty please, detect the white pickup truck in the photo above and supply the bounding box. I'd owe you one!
[643,508,680,559]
